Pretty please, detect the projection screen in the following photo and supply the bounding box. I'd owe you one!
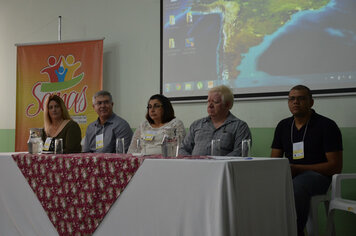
[161,0,356,100]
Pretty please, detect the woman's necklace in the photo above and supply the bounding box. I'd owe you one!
[152,122,164,128]
[50,119,64,135]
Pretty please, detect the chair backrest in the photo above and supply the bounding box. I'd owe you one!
[330,173,356,199]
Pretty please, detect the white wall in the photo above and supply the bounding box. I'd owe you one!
[1,0,355,131]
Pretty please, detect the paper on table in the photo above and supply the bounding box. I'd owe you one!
[210,156,254,160]
[132,153,144,157]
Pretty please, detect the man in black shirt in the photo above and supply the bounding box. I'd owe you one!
[271,85,343,236]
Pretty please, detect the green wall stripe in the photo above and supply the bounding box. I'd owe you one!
[0,129,15,152]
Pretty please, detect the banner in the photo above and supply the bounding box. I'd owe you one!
[16,39,103,151]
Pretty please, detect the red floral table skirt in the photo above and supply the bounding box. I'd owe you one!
[12,153,209,235]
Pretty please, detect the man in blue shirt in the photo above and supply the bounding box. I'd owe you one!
[271,85,343,236]
[83,90,133,153]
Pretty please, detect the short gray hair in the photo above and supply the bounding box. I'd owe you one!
[92,90,113,104]
[209,85,234,109]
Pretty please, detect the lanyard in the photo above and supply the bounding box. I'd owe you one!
[291,119,309,144]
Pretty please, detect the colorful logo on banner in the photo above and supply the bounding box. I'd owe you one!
[16,40,103,151]
[26,55,87,118]
[41,55,83,91]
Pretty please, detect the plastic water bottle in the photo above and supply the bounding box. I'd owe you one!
[27,128,43,154]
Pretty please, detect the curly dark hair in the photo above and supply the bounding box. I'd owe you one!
[145,94,175,124]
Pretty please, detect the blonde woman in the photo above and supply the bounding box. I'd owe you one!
[42,94,82,153]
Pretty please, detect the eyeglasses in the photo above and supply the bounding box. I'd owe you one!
[207,99,222,105]
[288,96,308,102]
[147,104,163,109]
[95,100,111,106]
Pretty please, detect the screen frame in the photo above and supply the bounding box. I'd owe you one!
[159,0,356,102]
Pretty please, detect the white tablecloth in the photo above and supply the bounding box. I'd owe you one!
[0,153,297,236]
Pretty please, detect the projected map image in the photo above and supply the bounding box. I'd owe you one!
[162,0,356,98]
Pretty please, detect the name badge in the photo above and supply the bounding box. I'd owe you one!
[43,137,52,151]
[143,131,157,141]
[293,141,304,160]
[96,133,104,150]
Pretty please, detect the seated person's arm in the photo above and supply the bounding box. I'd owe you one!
[127,127,141,154]
[115,123,133,153]
[83,129,91,152]
[42,128,47,142]
[64,122,82,153]
[271,148,283,158]
[175,120,186,144]
[178,126,194,155]
[291,151,342,177]
[226,122,251,156]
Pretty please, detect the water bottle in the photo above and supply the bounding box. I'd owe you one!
[27,128,44,154]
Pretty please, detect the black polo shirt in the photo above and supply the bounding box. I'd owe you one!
[271,110,343,164]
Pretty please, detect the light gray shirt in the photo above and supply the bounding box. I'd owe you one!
[83,113,133,153]
[179,113,251,156]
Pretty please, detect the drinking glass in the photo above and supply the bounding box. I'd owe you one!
[54,138,63,154]
[116,138,125,154]
[241,139,251,157]
[135,138,141,153]
[211,139,221,156]
[139,138,147,155]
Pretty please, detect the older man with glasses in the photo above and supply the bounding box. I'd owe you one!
[179,85,251,156]
[83,90,133,153]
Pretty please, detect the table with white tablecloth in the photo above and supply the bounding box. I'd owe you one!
[0,153,297,236]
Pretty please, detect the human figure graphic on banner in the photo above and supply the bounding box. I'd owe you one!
[40,56,63,82]
[62,55,81,81]
[55,66,68,82]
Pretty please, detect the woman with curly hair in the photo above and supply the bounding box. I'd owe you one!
[127,94,185,155]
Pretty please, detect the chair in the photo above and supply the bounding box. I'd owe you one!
[306,191,331,236]
[326,174,356,236]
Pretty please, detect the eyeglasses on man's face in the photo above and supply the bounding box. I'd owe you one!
[288,96,308,102]
[95,100,111,106]
[147,104,163,109]
[207,99,222,105]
